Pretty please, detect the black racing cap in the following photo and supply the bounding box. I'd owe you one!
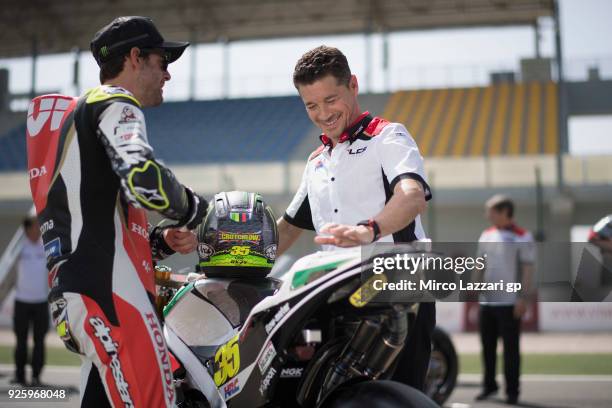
[91,16,189,66]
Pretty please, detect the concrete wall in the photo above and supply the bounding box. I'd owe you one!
[3,155,611,202]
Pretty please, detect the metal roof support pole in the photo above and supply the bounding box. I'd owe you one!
[364,2,373,94]
[222,37,230,99]
[190,29,197,101]
[551,0,573,247]
[72,47,81,96]
[364,31,372,93]
[553,0,567,192]
[535,166,545,242]
[29,37,38,99]
[383,30,390,93]
[534,20,541,58]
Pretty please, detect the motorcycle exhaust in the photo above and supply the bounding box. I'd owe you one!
[322,319,381,392]
[361,305,409,379]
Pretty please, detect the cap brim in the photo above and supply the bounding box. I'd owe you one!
[160,41,189,64]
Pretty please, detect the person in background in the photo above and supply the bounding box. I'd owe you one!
[12,215,49,387]
[475,195,535,405]
[588,214,612,285]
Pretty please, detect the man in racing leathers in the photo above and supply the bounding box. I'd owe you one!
[276,46,435,392]
[27,17,207,407]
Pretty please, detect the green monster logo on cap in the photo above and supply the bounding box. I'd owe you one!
[100,46,109,57]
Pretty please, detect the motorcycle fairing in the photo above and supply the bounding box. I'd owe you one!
[224,251,370,405]
[166,248,377,406]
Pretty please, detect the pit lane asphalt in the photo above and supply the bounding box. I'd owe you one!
[1,331,611,407]
[1,365,611,408]
[447,374,612,408]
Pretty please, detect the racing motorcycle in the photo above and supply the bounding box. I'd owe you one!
[157,247,450,408]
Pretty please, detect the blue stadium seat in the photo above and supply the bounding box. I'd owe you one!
[0,124,27,171]
[144,95,312,164]
[0,95,313,172]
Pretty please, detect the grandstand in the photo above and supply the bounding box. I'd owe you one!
[4,75,608,173]
[146,96,312,164]
[383,82,559,157]
[0,124,25,171]
[2,78,611,242]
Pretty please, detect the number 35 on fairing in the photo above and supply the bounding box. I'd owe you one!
[214,334,241,386]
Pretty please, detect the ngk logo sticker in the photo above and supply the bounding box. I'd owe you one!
[280,367,304,378]
[27,96,71,137]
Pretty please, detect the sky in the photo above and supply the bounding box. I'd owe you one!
[1,0,611,154]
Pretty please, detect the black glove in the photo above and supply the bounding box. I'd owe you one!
[180,187,209,230]
[149,223,176,261]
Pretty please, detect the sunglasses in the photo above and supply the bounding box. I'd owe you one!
[139,48,170,72]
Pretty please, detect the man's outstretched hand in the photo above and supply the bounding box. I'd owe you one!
[163,228,198,254]
[314,223,374,248]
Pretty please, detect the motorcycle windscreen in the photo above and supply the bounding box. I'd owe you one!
[164,280,236,347]
[164,278,276,346]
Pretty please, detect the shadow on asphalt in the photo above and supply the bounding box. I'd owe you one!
[486,398,576,408]
[453,382,578,408]
[458,380,481,388]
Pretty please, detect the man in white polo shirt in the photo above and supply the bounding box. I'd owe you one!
[475,195,535,405]
[277,45,434,391]
[12,216,49,386]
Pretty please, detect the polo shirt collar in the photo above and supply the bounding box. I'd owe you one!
[319,111,373,148]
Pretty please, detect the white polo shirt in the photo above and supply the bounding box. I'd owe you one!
[477,225,536,304]
[284,112,432,249]
[16,237,48,303]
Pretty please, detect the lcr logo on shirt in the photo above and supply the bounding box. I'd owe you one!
[348,146,367,155]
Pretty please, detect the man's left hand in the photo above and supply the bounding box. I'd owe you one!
[513,299,528,319]
[163,228,197,254]
[314,223,373,248]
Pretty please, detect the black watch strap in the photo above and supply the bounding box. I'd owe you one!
[357,219,381,243]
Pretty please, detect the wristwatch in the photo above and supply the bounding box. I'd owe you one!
[357,219,381,243]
